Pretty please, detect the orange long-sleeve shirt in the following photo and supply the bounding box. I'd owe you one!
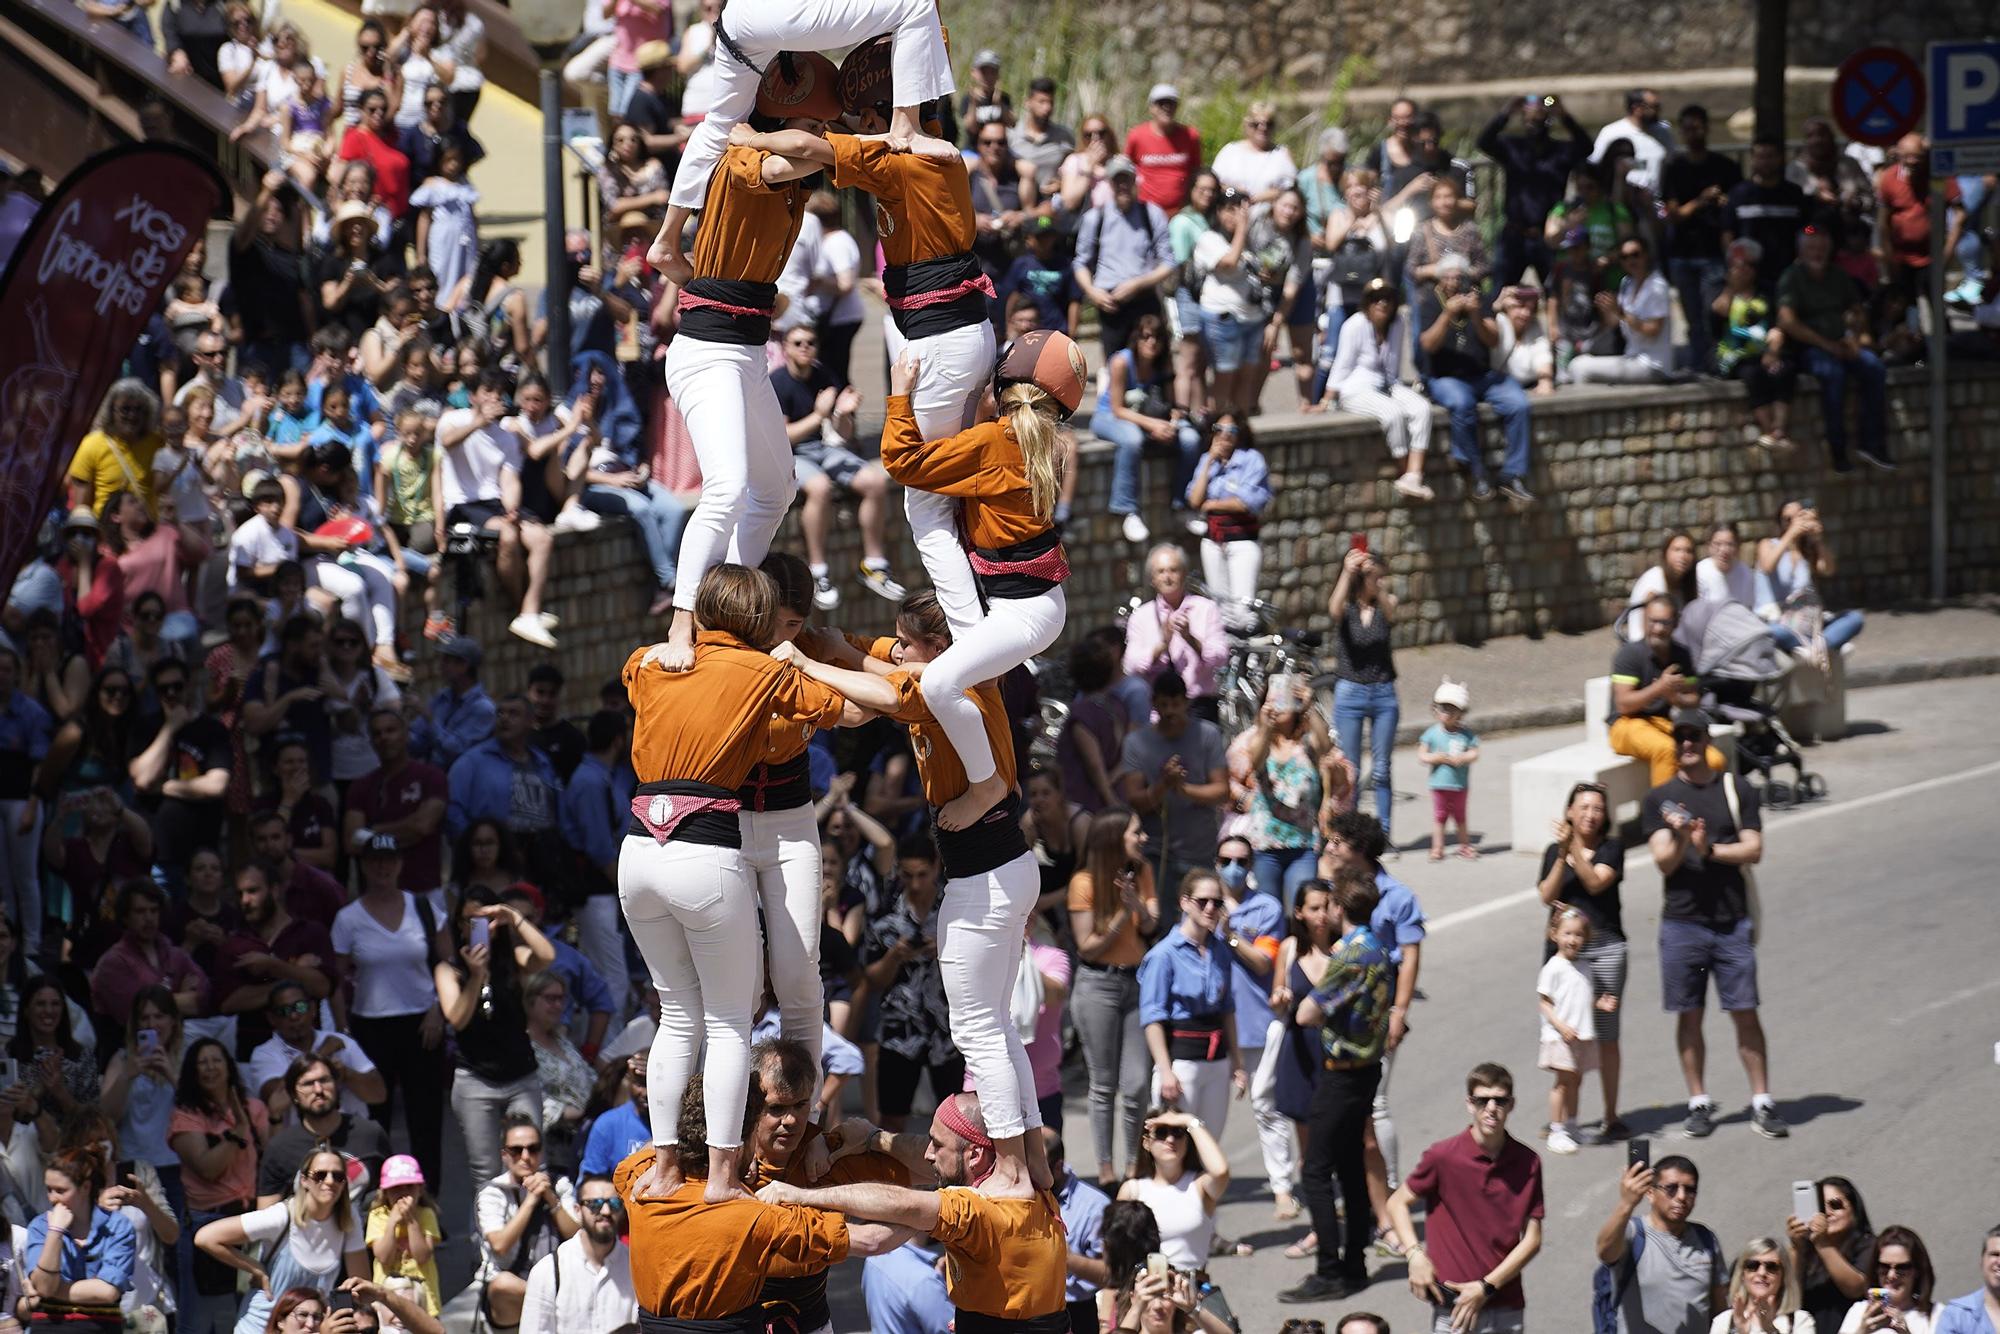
[827,135,975,267]
[615,1147,850,1319]
[933,1188,1069,1320]
[865,637,1018,806]
[623,632,845,790]
[691,146,812,284]
[878,397,1048,552]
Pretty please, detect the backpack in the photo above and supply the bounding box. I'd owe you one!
[1590,1219,1724,1334]
[1329,232,1381,291]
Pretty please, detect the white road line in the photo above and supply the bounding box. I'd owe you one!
[1427,758,2000,935]
[1889,977,2000,1026]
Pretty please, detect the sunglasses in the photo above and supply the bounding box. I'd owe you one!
[579,1197,620,1213]
[1218,854,1250,868]
[1145,1126,1187,1141]
[101,685,132,699]
[304,1169,345,1184]
[1743,1259,1783,1275]
[980,137,1007,147]
[1878,1261,1913,1275]
[502,1142,544,1157]
[1246,119,1273,129]
[271,999,313,1017]
[1656,1182,1698,1197]
[1187,896,1225,910]
[1469,1094,1515,1108]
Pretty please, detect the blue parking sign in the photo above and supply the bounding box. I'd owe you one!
[1929,41,2000,144]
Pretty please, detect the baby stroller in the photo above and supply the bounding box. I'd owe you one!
[1675,598,1827,808]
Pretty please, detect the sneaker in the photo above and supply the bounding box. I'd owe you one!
[1185,515,1209,537]
[813,574,840,610]
[508,613,557,650]
[858,563,906,602]
[1682,1102,1716,1139]
[1121,512,1151,544]
[1752,1104,1791,1139]
[539,611,561,629]
[552,505,601,533]
[1471,478,1494,502]
[1499,477,1536,506]
[1855,446,1896,472]
[1547,1127,1580,1154]
[1945,279,1984,307]
[1393,473,1434,501]
[1278,1274,1358,1305]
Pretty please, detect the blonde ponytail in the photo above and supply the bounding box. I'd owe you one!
[1000,384,1064,525]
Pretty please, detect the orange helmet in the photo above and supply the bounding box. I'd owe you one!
[755,51,842,121]
[993,329,1087,415]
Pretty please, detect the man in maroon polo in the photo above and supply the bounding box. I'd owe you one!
[1385,1062,1544,1333]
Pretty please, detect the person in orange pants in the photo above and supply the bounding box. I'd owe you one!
[1607,595,1725,785]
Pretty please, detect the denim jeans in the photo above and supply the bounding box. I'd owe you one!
[608,67,642,118]
[1424,371,1532,483]
[586,480,689,590]
[1669,256,1728,371]
[1334,678,1399,838]
[1770,610,1865,652]
[1803,346,1887,466]
[1090,410,1203,514]
[1958,174,1991,284]
[1252,843,1319,911]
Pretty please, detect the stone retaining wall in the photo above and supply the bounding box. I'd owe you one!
[416,367,2000,715]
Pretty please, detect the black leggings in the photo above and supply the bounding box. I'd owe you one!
[876,1049,966,1122]
[349,1011,450,1188]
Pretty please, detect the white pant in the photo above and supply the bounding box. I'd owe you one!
[665,337,795,609]
[573,894,629,1032]
[1249,1019,1299,1196]
[936,851,1041,1140]
[883,317,992,636]
[1567,353,1671,385]
[920,587,1065,786]
[668,0,954,210]
[740,804,824,1070]
[1339,381,1433,459]
[1374,1043,1400,1189]
[310,555,397,645]
[561,32,614,87]
[1150,1055,1233,1138]
[0,799,41,959]
[618,834,760,1150]
[1200,537,1262,609]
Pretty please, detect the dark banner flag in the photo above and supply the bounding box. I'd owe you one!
[0,143,227,593]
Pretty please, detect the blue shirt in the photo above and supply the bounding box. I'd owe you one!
[307,419,378,499]
[446,738,561,840]
[579,1100,649,1177]
[0,688,54,776]
[559,753,625,873]
[1054,1168,1109,1303]
[547,937,613,1030]
[1419,723,1478,791]
[1224,889,1283,1044]
[1937,1291,2000,1334]
[1371,868,1428,971]
[1138,927,1233,1027]
[1184,447,1273,515]
[26,1206,137,1291]
[751,1011,864,1076]
[863,1241,956,1334]
[997,252,1079,334]
[414,682,495,768]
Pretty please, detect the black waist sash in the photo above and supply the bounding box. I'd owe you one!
[972,527,1067,600]
[625,779,743,849]
[680,276,778,345]
[1168,1013,1228,1062]
[737,750,811,812]
[934,790,1030,882]
[639,1305,765,1334]
[884,251,992,339]
[756,1269,830,1332]
[954,1309,1073,1334]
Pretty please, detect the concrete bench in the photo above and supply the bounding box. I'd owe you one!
[1778,650,1847,742]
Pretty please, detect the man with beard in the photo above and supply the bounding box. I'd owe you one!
[250,809,346,931]
[244,975,383,1118]
[756,1090,1069,1334]
[519,1174,638,1334]
[255,1055,391,1205]
[212,862,337,1059]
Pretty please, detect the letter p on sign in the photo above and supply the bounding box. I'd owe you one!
[1930,40,2000,163]
[1943,50,2000,134]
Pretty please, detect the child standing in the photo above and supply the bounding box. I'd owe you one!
[410,144,481,312]
[1418,679,1479,860]
[366,1155,443,1313]
[1536,906,1601,1154]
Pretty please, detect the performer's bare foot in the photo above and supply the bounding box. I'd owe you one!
[703,1148,753,1204]
[633,1152,681,1200]
[647,206,694,285]
[886,106,958,160]
[937,773,1006,831]
[981,1142,1035,1200]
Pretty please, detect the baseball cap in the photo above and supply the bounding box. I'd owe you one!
[1148,83,1180,105]
[1104,154,1137,180]
[378,1155,426,1191]
[1432,680,1470,711]
[439,636,483,668]
[1671,707,1712,735]
[62,507,99,534]
[362,832,402,858]
[972,48,1000,70]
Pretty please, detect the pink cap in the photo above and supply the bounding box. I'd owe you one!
[378,1154,425,1191]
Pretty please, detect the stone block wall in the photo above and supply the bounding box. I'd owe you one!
[410,367,2000,715]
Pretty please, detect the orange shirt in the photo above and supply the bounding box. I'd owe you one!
[865,637,1019,806]
[1065,864,1155,969]
[623,632,845,790]
[745,1123,914,1194]
[879,398,1046,552]
[932,1188,1069,1320]
[827,134,976,267]
[691,146,812,284]
[614,1147,850,1318]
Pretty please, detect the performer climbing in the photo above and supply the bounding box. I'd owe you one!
[653,62,834,672]
[728,67,993,640]
[619,563,864,1204]
[615,1074,914,1333]
[780,589,1051,1196]
[756,1091,1071,1334]
[878,332,1084,832]
[649,0,957,285]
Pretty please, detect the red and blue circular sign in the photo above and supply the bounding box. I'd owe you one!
[1831,46,1926,147]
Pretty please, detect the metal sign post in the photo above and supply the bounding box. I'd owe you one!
[1928,189,1945,603]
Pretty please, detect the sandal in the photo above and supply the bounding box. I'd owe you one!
[1457,845,1480,860]
[1428,849,1445,862]
[1273,1193,1302,1222]
[1283,1232,1318,1260]
[1372,1229,1407,1259]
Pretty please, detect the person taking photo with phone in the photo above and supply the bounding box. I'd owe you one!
[1597,1153,1727,1334]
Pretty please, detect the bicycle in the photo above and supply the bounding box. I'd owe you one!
[1213,594,1325,736]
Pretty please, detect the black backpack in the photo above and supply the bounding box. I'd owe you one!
[1330,233,1382,290]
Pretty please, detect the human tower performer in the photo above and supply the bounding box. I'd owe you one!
[619,12,1080,1331]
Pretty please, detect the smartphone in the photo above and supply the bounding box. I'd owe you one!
[1792,1180,1819,1222]
[137,1028,160,1057]
[1349,533,1369,554]
[1868,1289,1889,1304]
[1145,1251,1169,1280]
[470,917,491,949]
[1628,1138,1651,1171]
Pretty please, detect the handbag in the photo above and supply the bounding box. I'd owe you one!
[1329,233,1381,291]
[1009,940,1045,1043]
[1722,771,1762,946]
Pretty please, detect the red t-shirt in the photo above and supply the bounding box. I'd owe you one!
[1874,164,1955,268]
[338,126,412,218]
[346,760,447,894]
[1402,1130,1545,1308]
[283,860,348,932]
[1125,121,1203,212]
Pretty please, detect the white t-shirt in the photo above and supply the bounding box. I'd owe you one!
[244,1029,379,1118]
[239,1200,366,1276]
[436,9,485,91]
[816,229,866,327]
[1839,1305,1933,1334]
[1124,1171,1213,1270]
[219,43,260,105]
[678,22,717,120]
[1210,140,1298,198]
[229,513,299,586]
[1494,317,1553,386]
[152,444,215,526]
[1619,271,1674,371]
[773,212,824,333]
[1591,118,1673,195]
[331,891,447,1017]
[436,407,522,512]
[1536,954,1596,1045]
[1193,230,1264,319]
[1695,557,1756,608]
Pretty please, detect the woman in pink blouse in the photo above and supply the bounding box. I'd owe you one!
[1120,544,1230,721]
